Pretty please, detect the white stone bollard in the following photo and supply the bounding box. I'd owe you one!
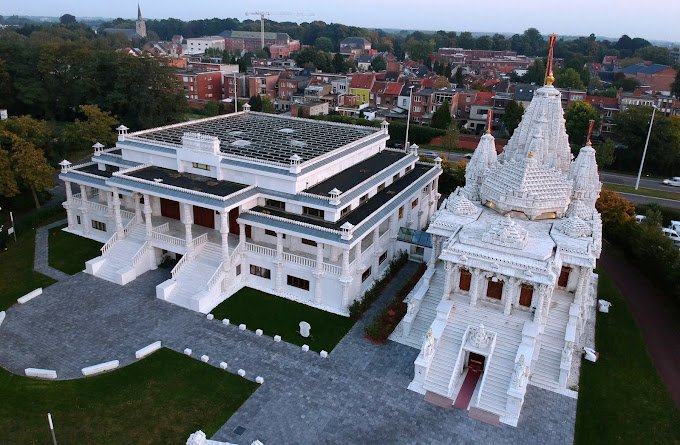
[184,348,192,356]
[302,344,310,352]
[135,341,162,359]
[25,368,58,379]
[222,318,230,325]
[201,355,209,363]
[598,299,612,313]
[0,311,5,328]
[81,360,119,376]
[320,350,328,358]
[299,321,311,338]
[255,376,264,384]
[239,324,246,331]
[274,335,281,342]
[219,361,228,370]
[206,314,214,320]
[238,369,246,377]
[17,288,42,304]
[256,329,263,336]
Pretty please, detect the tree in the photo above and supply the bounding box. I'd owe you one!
[522,58,546,84]
[0,130,54,208]
[0,58,12,110]
[564,101,600,146]
[433,76,450,89]
[59,14,77,25]
[314,36,333,52]
[431,101,452,130]
[502,100,524,137]
[248,95,263,112]
[438,159,466,195]
[454,66,464,86]
[370,55,386,72]
[332,52,348,73]
[554,67,585,89]
[406,39,434,62]
[440,123,459,152]
[643,203,663,227]
[595,139,616,169]
[633,46,671,65]
[261,96,275,114]
[613,72,641,92]
[671,70,680,98]
[595,188,635,230]
[61,105,117,155]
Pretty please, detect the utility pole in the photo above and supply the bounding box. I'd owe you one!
[635,105,657,190]
[48,413,57,445]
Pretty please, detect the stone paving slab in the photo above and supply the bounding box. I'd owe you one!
[0,264,576,444]
[34,219,71,282]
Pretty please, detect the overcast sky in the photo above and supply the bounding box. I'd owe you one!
[3,0,679,43]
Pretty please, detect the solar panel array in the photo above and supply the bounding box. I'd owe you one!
[133,113,377,164]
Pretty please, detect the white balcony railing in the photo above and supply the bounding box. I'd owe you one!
[171,254,189,280]
[207,265,226,292]
[100,232,119,255]
[283,251,316,269]
[323,262,342,275]
[245,242,276,257]
[131,242,149,266]
[152,231,184,247]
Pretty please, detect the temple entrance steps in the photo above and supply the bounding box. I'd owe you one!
[85,225,151,285]
[157,242,226,313]
[530,292,572,391]
[423,314,466,396]
[392,266,446,348]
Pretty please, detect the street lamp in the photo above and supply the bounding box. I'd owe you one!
[635,105,657,190]
[404,85,415,150]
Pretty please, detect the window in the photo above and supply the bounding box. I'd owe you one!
[303,206,324,219]
[287,275,310,290]
[341,205,351,216]
[91,220,107,232]
[250,265,271,279]
[378,182,386,191]
[265,229,285,238]
[398,206,404,219]
[411,198,418,208]
[405,165,412,173]
[459,269,471,291]
[265,198,285,210]
[301,238,317,247]
[76,215,81,225]
[486,278,503,300]
[379,251,387,265]
[191,162,210,171]
[362,267,372,282]
[235,264,241,276]
[359,194,369,204]
[393,173,400,182]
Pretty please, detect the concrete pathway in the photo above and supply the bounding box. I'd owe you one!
[0,266,576,444]
[33,219,70,281]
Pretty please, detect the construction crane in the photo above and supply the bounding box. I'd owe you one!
[245,11,314,50]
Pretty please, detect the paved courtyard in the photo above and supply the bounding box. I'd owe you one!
[0,263,576,444]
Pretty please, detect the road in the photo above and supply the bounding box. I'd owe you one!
[599,171,674,192]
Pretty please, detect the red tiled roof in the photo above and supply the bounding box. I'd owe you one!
[371,81,386,94]
[472,91,493,106]
[585,95,618,108]
[349,73,376,89]
[483,78,501,89]
[383,81,403,95]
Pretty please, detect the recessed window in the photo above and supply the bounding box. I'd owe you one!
[398,206,404,219]
[287,275,310,290]
[303,206,324,219]
[393,173,400,182]
[76,215,81,225]
[405,165,412,173]
[192,162,210,170]
[359,194,369,204]
[378,182,386,191]
[486,278,503,300]
[235,264,241,276]
[265,229,285,238]
[341,205,351,216]
[379,252,387,264]
[250,265,271,279]
[459,269,472,291]
[362,267,372,282]
[91,220,106,231]
[265,198,285,210]
[411,198,418,208]
[301,238,317,247]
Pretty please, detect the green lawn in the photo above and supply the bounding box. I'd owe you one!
[574,272,680,445]
[604,183,680,201]
[0,349,258,445]
[48,225,103,275]
[0,231,55,311]
[211,287,355,351]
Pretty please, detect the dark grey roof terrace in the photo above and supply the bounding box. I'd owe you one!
[126,166,248,197]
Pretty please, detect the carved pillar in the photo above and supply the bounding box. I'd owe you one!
[388,214,398,259]
[354,242,364,284]
[112,187,124,237]
[220,212,230,270]
[134,193,142,223]
[504,277,518,315]
[372,227,380,273]
[314,242,324,304]
[182,202,193,256]
[106,191,114,224]
[469,268,481,306]
[274,232,284,293]
[151,195,161,216]
[143,194,152,240]
[64,181,75,228]
[340,248,352,307]
[79,184,90,235]
[239,223,246,250]
[534,284,547,324]
[442,261,453,299]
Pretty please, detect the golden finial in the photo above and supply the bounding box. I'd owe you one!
[486,110,493,134]
[586,119,594,146]
[545,34,557,86]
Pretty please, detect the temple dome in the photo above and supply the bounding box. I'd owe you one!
[555,215,592,238]
[569,144,601,200]
[446,190,477,216]
[462,132,498,201]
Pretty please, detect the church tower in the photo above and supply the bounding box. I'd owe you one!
[135,3,147,38]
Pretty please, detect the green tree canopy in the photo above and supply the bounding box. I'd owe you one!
[431,101,452,130]
[555,67,586,89]
[370,55,386,72]
[406,39,434,62]
[61,105,117,155]
[564,101,600,146]
[247,95,263,112]
[502,100,524,137]
[314,36,333,52]
[595,138,616,169]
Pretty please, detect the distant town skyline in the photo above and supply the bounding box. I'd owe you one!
[3,0,680,44]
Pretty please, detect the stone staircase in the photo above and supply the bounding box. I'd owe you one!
[86,225,150,285]
[394,266,445,348]
[423,311,466,396]
[160,242,226,313]
[529,293,571,391]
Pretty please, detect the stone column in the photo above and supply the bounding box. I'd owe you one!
[239,223,246,249]
[182,202,193,256]
[64,181,75,228]
[340,248,352,307]
[134,193,142,223]
[314,242,324,304]
[274,232,284,293]
[112,187,124,237]
[469,268,481,306]
[372,227,380,273]
[388,214,398,259]
[220,211,230,270]
[106,191,114,224]
[504,277,518,315]
[143,194,152,240]
[355,242,364,282]
[151,196,161,216]
[442,261,453,299]
[79,184,90,235]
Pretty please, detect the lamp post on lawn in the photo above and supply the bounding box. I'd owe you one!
[635,105,657,190]
[404,85,415,150]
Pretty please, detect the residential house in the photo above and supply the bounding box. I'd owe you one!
[290,101,329,117]
[467,91,494,133]
[585,95,619,134]
[621,63,677,92]
[221,30,293,53]
[349,73,377,105]
[176,70,223,102]
[248,73,280,99]
[339,37,372,58]
[186,36,225,54]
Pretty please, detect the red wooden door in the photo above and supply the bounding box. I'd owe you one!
[519,285,534,307]
[459,269,471,291]
[193,206,215,229]
[486,279,503,300]
[228,208,239,235]
[160,198,180,220]
[558,266,570,287]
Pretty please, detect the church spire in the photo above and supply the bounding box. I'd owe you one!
[544,34,557,86]
[138,3,143,20]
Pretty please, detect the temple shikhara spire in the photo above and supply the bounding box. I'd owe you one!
[391,33,603,427]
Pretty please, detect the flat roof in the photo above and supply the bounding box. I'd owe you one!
[126,166,248,197]
[305,150,408,197]
[132,112,378,164]
[75,163,118,178]
[251,163,433,229]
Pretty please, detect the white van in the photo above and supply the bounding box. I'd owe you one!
[635,215,647,224]
[661,228,680,246]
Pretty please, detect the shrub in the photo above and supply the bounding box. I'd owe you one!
[349,251,408,320]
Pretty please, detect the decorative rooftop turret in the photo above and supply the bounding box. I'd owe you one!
[568,120,601,214]
[462,111,498,201]
[481,215,529,249]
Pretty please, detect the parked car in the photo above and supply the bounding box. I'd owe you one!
[421,150,438,159]
[463,153,473,159]
[669,220,680,233]
[662,177,680,186]
[661,228,680,247]
[635,214,647,224]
